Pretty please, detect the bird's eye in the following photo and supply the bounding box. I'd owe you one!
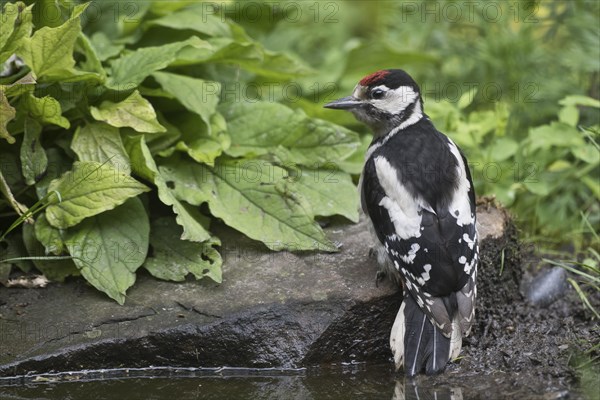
[371,89,385,99]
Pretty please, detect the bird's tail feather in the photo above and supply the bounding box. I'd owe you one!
[390,294,461,376]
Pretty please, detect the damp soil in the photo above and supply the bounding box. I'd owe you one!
[432,215,600,399]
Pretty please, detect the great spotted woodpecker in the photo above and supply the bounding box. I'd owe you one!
[325,69,478,376]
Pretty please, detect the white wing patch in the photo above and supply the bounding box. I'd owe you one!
[446,139,474,226]
[463,233,475,250]
[421,264,432,282]
[400,243,420,264]
[375,156,427,240]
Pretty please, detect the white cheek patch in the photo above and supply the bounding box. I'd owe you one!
[373,85,418,114]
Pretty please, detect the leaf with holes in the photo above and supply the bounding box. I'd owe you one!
[144,217,221,283]
[124,134,211,242]
[159,155,337,252]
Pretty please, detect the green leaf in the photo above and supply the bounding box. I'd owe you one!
[175,37,258,67]
[224,47,315,80]
[547,160,572,172]
[336,133,370,175]
[152,71,221,128]
[89,32,124,61]
[76,32,107,78]
[0,2,33,65]
[34,213,65,255]
[71,122,130,173]
[293,167,359,222]
[523,180,551,196]
[0,150,30,218]
[144,217,222,283]
[559,95,600,108]
[220,101,360,166]
[148,1,190,15]
[35,147,72,199]
[160,155,338,252]
[0,91,16,144]
[106,37,206,90]
[23,221,78,281]
[45,161,150,229]
[572,143,600,165]
[1,72,37,98]
[20,118,47,185]
[124,134,211,242]
[146,5,231,37]
[90,90,166,133]
[165,113,230,166]
[558,105,579,127]
[64,197,149,304]
[0,234,30,275]
[528,122,584,151]
[145,112,182,154]
[457,86,478,110]
[175,33,313,79]
[582,176,600,199]
[490,137,519,161]
[24,93,70,128]
[18,3,88,80]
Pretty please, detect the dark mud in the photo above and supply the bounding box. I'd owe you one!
[436,213,600,399]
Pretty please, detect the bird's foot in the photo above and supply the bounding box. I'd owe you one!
[375,270,386,287]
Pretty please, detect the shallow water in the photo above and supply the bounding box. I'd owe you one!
[0,364,579,400]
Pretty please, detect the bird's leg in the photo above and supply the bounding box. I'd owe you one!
[375,270,386,287]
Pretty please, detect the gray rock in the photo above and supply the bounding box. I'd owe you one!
[0,205,511,376]
[526,266,569,308]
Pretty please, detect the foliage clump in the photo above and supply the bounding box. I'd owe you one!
[0,1,361,303]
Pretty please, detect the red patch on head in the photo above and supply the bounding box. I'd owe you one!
[359,70,390,87]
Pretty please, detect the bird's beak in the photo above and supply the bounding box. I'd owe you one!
[323,96,363,110]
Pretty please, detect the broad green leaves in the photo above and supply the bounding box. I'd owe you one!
[0,92,17,143]
[160,156,338,251]
[45,161,150,229]
[124,134,212,243]
[294,168,359,223]
[0,2,33,65]
[23,94,70,128]
[71,123,130,172]
[220,101,359,165]
[146,5,231,38]
[106,37,206,89]
[144,217,222,283]
[0,1,361,303]
[20,118,46,185]
[90,90,166,133]
[64,197,149,304]
[152,72,220,128]
[18,3,88,81]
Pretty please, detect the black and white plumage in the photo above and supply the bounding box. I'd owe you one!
[325,69,478,376]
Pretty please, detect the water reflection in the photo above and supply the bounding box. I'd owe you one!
[393,378,463,400]
[0,365,575,400]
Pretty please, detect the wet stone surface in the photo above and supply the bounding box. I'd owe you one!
[0,205,597,399]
